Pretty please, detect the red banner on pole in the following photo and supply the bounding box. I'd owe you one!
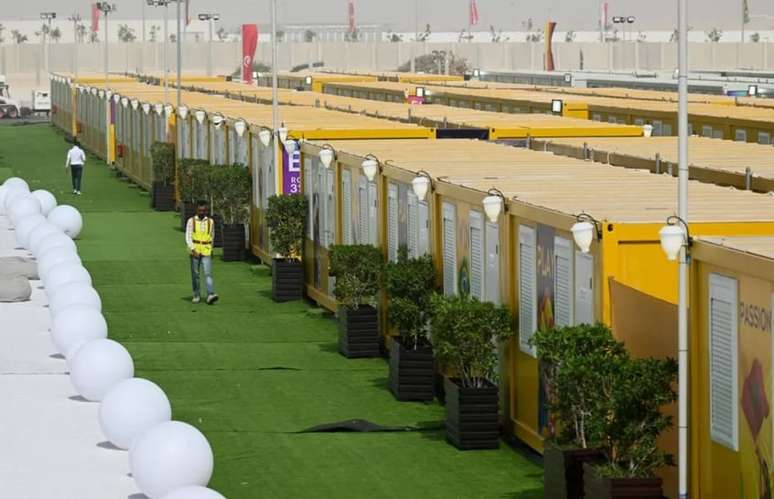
[242,24,258,83]
[91,3,100,33]
[469,0,479,26]
[348,0,356,33]
[545,21,557,71]
[186,0,192,26]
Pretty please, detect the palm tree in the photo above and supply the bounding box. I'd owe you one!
[35,24,51,42]
[118,24,137,43]
[11,30,28,44]
[216,27,227,41]
[0,24,6,44]
[89,31,99,43]
[50,27,62,43]
[149,25,160,42]
[76,22,88,43]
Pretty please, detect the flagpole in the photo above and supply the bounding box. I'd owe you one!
[467,0,472,42]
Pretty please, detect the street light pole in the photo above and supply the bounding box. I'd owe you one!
[677,0,689,495]
[40,13,56,77]
[271,0,279,194]
[164,2,169,104]
[68,14,81,79]
[176,0,181,110]
[198,13,220,77]
[96,3,117,160]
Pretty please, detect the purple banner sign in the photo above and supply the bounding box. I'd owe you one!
[282,149,302,195]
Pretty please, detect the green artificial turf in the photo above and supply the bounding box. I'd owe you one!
[0,125,544,499]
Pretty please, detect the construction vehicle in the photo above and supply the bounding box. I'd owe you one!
[0,75,22,119]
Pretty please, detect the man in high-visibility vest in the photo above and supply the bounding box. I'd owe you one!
[185,200,219,304]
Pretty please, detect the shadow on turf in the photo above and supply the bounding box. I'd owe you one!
[97,441,122,451]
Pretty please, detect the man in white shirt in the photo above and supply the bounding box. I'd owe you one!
[65,140,86,195]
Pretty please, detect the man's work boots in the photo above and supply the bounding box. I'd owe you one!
[206,294,219,305]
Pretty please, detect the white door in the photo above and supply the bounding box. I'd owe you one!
[518,225,537,357]
[485,222,500,304]
[387,183,399,262]
[554,236,574,328]
[341,170,353,244]
[574,252,594,325]
[469,211,484,301]
[368,181,378,247]
[442,203,457,296]
[407,191,418,258]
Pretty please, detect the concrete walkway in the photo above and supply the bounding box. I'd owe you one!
[0,215,142,499]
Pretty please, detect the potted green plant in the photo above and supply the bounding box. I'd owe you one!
[178,159,209,231]
[329,244,384,358]
[531,324,627,499]
[150,142,176,211]
[429,294,514,450]
[385,247,436,401]
[265,193,308,301]
[211,164,251,261]
[583,356,677,499]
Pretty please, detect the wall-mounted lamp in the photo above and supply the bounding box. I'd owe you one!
[284,140,298,154]
[412,170,433,202]
[121,97,129,108]
[551,99,563,114]
[258,128,272,147]
[483,187,507,223]
[212,115,224,128]
[234,120,247,138]
[659,215,692,261]
[277,126,289,143]
[113,94,121,104]
[194,110,206,124]
[130,99,140,110]
[362,154,380,182]
[319,145,335,169]
[415,87,426,98]
[178,105,189,119]
[571,212,602,253]
[154,103,164,115]
[142,103,151,114]
[164,104,174,116]
[305,75,313,86]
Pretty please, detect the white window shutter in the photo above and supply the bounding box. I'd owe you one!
[388,184,399,262]
[358,177,368,244]
[418,201,430,256]
[519,225,537,357]
[326,169,336,248]
[304,158,313,240]
[554,236,574,328]
[469,211,484,300]
[342,170,353,244]
[407,192,418,258]
[574,252,594,325]
[316,169,324,245]
[368,181,378,247]
[709,273,738,451]
[442,203,457,296]
[485,222,500,304]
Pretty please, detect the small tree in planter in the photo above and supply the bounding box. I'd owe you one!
[266,194,308,302]
[150,142,176,211]
[430,294,513,450]
[211,164,251,261]
[584,356,677,499]
[531,324,628,499]
[178,159,209,230]
[329,244,385,358]
[385,247,435,401]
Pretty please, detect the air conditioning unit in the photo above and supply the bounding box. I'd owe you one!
[117,144,125,158]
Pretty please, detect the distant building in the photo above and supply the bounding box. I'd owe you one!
[277,23,390,42]
[0,18,209,44]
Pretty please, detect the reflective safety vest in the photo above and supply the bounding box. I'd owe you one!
[190,217,214,256]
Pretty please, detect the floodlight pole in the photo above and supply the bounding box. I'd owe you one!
[163,1,169,105]
[176,0,181,110]
[677,0,689,495]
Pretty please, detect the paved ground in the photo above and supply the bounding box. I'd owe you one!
[0,124,544,499]
[0,215,142,499]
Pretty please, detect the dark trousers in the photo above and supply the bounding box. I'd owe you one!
[70,165,83,191]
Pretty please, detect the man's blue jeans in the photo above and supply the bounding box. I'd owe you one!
[191,255,215,296]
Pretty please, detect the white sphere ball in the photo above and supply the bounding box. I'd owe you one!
[38,248,81,281]
[3,177,30,193]
[70,339,134,401]
[130,421,214,498]
[28,223,62,255]
[0,185,6,215]
[15,214,47,249]
[99,378,172,450]
[51,306,107,355]
[4,189,28,214]
[48,205,83,239]
[32,189,57,216]
[158,486,226,499]
[44,263,91,295]
[35,232,77,259]
[49,283,101,317]
[9,195,42,226]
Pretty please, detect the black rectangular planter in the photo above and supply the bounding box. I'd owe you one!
[444,377,500,450]
[152,182,176,212]
[389,337,434,402]
[271,258,304,302]
[338,305,380,358]
[180,202,195,231]
[221,224,246,261]
[213,214,224,248]
[583,463,664,499]
[544,443,605,499]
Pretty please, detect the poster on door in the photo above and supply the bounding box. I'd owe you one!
[536,224,555,435]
